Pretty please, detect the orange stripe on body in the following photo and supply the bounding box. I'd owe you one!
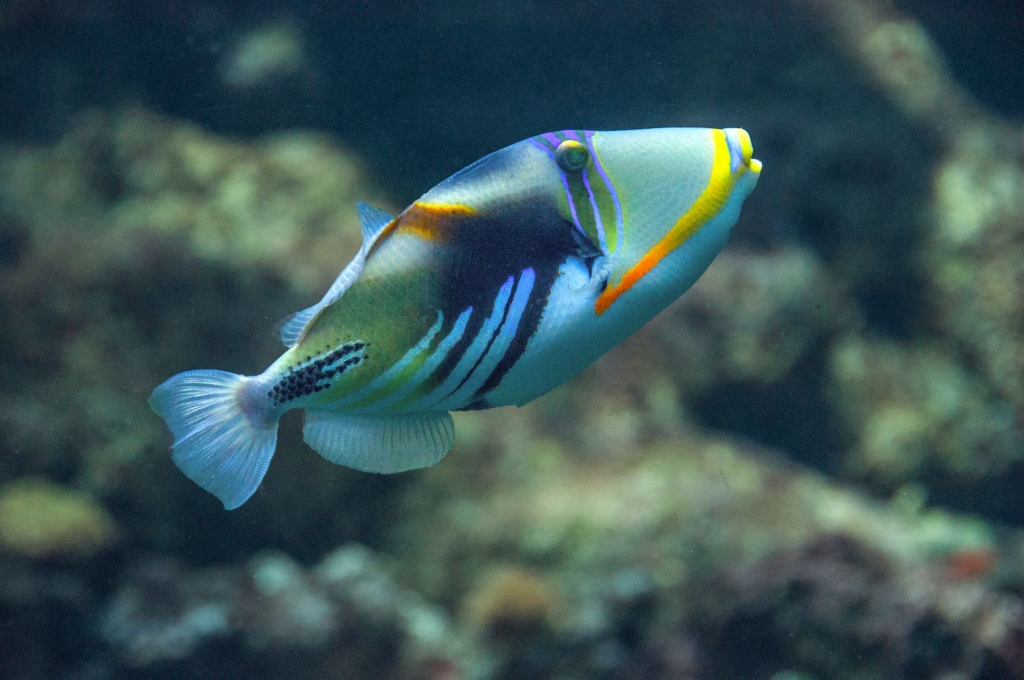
[594,129,736,316]
[399,202,475,242]
[367,202,474,257]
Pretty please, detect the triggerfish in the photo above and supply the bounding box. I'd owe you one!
[150,128,761,509]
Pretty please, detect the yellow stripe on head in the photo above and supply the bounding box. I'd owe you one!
[595,129,737,315]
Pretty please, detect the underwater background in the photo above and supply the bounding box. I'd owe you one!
[1,0,1024,678]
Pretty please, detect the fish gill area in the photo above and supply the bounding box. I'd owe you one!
[0,1,1023,679]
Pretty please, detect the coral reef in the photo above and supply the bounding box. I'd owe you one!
[792,0,1024,495]
[695,533,1023,679]
[101,544,479,679]
[927,142,1024,441]
[390,411,1012,679]
[463,566,559,640]
[830,336,1021,481]
[0,108,390,294]
[0,109,394,558]
[0,477,116,559]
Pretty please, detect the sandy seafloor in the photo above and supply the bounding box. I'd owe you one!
[1,1,1024,678]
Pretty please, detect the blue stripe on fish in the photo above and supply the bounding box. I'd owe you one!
[358,306,474,413]
[334,310,445,409]
[409,276,516,410]
[435,268,535,410]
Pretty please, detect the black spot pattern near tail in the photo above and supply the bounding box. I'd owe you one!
[268,342,367,406]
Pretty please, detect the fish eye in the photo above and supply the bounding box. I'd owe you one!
[555,140,590,172]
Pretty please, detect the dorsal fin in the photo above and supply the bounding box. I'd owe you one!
[279,202,396,347]
[356,201,394,248]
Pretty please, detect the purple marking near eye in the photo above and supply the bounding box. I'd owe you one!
[585,131,623,250]
[531,134,584,236]
[542,132,562,147]
[581,168,606,249]
[528,138,552,153]
[563,129,582,142]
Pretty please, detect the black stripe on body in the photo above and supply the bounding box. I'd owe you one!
[448,276,517,398]
[428,198,595,410]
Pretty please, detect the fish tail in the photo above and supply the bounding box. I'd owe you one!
[148,369,278,510]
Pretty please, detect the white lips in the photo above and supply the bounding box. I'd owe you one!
[723,127,761,175]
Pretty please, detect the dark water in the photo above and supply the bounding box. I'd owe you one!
[1,2,1023,679]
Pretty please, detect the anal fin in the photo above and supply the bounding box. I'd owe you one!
[303,409,454,473]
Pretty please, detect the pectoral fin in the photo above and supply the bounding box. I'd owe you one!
[302,409,454,473]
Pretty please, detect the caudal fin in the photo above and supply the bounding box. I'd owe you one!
[148,369,278,510]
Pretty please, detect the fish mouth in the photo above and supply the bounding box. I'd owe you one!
[724,128,762,176]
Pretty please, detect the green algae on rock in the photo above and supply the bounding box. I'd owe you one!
[830,336,1021,481]
[799,0,1024,493]
[102,544,484,677]
[0,108,391,295]
[0,477,116,559]
[394,407,997,604]
[390,408,1006,679]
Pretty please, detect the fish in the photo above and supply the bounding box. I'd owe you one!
[149,127,761,509]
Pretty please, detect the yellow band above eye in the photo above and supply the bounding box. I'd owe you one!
[594,129,736,315]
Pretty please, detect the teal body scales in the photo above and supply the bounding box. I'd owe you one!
[150,127,762,509]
